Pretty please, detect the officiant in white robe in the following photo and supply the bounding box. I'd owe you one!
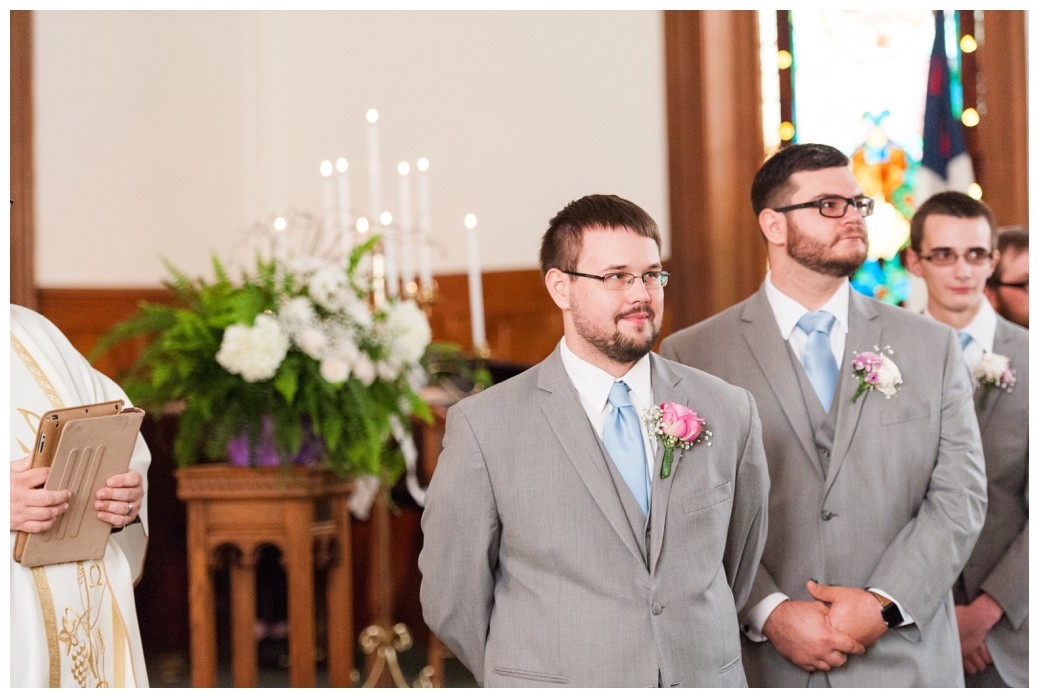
[9,304,150,687]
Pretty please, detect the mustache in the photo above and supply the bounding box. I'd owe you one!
[616,303,656,323]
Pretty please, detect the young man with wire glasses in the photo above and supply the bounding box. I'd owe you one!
[906,191,1028,688]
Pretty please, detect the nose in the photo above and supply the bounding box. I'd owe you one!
[627,275,652,301]
[951,254,973,276]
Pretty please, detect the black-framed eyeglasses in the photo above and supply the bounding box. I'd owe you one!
[918,247,993,267]
[988,278,1029,292]
[773,196,875,219]
[564,270,670,290]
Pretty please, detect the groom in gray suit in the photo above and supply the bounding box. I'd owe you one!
[906,191,1028,688]
[419,194,770,687]
[661,144,987,687]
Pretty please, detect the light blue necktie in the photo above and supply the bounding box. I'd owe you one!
[797,311,839,412]
[604,381,649,517]
[958,331,973,350]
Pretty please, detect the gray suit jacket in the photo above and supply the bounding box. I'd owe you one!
[660,286,987,687]
[957,316,1028,687]
[419,348,770,687]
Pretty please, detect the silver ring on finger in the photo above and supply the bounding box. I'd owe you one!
[127,501,133,516]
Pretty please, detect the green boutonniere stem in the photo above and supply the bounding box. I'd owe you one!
[660,445,675,479]
[979,383,993,410]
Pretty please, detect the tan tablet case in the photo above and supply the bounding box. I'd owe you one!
[14,401,145,567]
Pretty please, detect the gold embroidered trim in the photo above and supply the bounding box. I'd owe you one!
[10,335,65,409]
[31,566,62,687]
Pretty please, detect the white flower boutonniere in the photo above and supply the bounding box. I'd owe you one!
[972,352,1015,409]
[850,345,903,404]
[643,402,711,479]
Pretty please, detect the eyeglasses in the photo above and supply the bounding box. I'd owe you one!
[917,247,993,266]
[773,196,875,219]
[564,270,670,290]
[988,278,1029,292]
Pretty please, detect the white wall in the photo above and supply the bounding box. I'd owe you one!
[34,11,668,287]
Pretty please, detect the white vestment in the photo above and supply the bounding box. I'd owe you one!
[9,305,151,687]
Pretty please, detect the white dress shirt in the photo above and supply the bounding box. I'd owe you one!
[558,338,657,479]
[923,298,998,372]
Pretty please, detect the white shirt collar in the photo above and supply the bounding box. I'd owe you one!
[763,271,850,339]
[559,337,653,415]
[922,299,997,354]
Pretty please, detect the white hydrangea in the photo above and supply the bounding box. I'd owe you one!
[308,265,352,312]
[296,325,328,360]
[216,313,290,382]
[319,355,350,384]
[383,300,432,366]
[353,353,377,387]
[278,296,317,334]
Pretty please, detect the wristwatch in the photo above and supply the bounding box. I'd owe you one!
[869,590,904,628]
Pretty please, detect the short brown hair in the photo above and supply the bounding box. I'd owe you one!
[750,143,850,215]
[989,225,1029,285]
[539,194,660,275]
[909,191,997,252]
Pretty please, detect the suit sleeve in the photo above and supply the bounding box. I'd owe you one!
[724,390,770,614]
[982,485,1029,629]
[867,330,988,626]
[418,404,499,685]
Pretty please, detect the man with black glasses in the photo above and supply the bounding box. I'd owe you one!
[906,192,1028,687]
[985,226,1029,328]
[662,144,986,687]
[420,194,770,687]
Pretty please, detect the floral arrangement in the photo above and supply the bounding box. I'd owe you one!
[92,231,432,484]
[972,352,1015,409]
[643,402,711,479]
[850,346,902,404]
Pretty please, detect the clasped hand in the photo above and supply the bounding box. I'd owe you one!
[763,580,888,673]
[10,456,143,533]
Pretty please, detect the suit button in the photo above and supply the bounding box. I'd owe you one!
[651,602,663,615]
[821,510,835,521]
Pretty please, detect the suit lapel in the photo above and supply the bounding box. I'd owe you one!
[537,350,645,565]
[741,289,826,476]
[826,291,881,491]
[974,320,1011,428]
[647,355,685,574]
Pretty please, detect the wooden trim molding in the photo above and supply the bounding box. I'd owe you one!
[11,10,36,309]
[664,10,768,332]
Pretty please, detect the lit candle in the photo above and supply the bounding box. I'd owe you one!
[397,161,415,295]
[320,159,336,241]
[380,211,399,297]
[366,108,383,225]
[465,213,486,350]
[335,157,352,252]
[416,157,433,288]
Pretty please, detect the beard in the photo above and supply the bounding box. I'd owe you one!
[572,301,660,364]
[787,218,868,278]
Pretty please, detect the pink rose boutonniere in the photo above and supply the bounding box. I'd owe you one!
[972,352,1015,409]
[643,402,711,479]
[850,345,902,404]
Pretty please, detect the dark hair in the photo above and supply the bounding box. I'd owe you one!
[908,191,997,252]
[989,225,1029,285]
[750,143,850,215]
[539,194,660,274]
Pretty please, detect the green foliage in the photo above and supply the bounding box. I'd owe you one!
[93,253,431,485]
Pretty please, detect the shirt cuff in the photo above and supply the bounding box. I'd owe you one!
[740,592,789,642]
[868,586,915,627]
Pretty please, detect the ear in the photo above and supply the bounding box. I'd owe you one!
[983,249,1000,283]
[904,248,923,276]
[544,268,572,311]
[758,208,786,247]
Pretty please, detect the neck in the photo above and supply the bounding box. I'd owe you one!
[927,300,981,331]
[563,333,640,379]
[769,261,845,311]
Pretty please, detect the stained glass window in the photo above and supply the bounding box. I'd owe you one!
[759,10,980,305]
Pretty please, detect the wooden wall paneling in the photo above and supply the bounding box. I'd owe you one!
[974,10,1028,228]
[10,10,36,309]
[664,10,768,334]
